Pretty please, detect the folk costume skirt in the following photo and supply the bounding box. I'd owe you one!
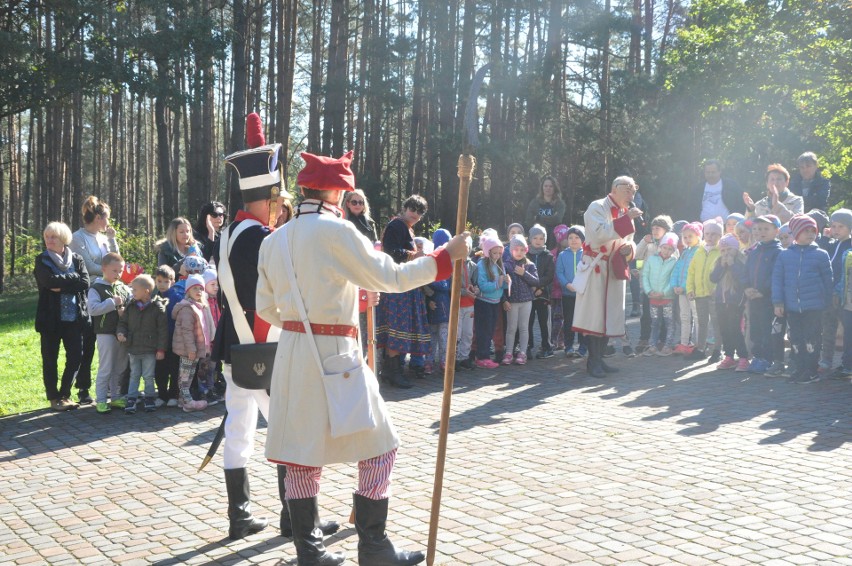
[376,288,430,355]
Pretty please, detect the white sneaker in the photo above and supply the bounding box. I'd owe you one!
[166,398,179,408]
[154,398,166,408]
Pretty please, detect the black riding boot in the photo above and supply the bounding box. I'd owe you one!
[381,355,412,389]
[599,337,620,373]
[278,466,340,538]
[586,337,606,378]
[354,494,424,566]
[288,498,345,566]
[224,468,269,540]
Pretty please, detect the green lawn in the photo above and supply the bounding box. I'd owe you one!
[0,292,99,416]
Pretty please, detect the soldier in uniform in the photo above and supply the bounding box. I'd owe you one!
[212,114,338,541]
[256,151,470,565]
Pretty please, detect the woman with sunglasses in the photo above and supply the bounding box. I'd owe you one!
[194,201,227,261]
[343,189,378,242]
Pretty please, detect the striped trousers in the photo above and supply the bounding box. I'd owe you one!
[284,448,397,500]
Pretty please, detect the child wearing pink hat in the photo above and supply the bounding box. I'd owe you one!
[474,232,508,369]
[641,232,679,356]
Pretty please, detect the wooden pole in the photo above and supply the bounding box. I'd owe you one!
[426,153,474,565]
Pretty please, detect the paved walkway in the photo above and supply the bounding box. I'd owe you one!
[2,351,851,565]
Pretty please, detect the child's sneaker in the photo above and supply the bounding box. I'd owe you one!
[166,398,179,408]
[673,344,691,355]
[423,362,434,375]
[643,346,658,356]
[716,356,737,370]
[109,398,126,409]
[748,358,769,374]
[144,398,157,412]
[658,346,673,357]
[623,345,635,357]
[833,366,852,377]
[577,345,588,357]
[154,398,166,408]
[708,350,722,364]
[536,349,554,359]
[634,340,649,355]
[96,402,111,414]
[765,361,785,376]
[735,358,751,372]
[182,399,208,413]
[686,348,706,360]
[124,398,137,415]
[205,391,221,406]
[475,359,499,369]
[501,352,514,365]
[514,352,527,365]
[564,347,577,358]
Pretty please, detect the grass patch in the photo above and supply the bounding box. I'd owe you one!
[0,292,62,415]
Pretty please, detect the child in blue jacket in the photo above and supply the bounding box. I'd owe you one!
[642,233,679,356]
[772,215,833,382]
[556,226,586,357]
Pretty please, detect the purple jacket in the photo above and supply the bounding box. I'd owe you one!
[503,256,539,303]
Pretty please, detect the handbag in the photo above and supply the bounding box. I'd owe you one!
[572,252,604,296]
[218,219,278,390]
[280,226,376,438]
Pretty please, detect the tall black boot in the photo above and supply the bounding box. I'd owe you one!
[278,466,340,538]
[598,337,620,373]
[586,337,606,378]
[288,498,345,566]
[224,468,269,540]
[381,355,412,389]
[354,494,424,566]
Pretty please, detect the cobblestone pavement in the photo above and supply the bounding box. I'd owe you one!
[2,348,851,565]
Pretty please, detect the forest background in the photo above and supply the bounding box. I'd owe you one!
[0,0,849,292]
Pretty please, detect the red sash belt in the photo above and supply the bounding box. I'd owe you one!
[282,320,359,338]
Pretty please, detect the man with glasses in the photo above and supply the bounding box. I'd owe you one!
[572,176,643,377]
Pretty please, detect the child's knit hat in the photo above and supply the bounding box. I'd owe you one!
[650,214,673,232]
[432,228,452,248]
[185,274,205,294]
[479,233,503,256]
[789,214,818,241]
[553,224,570,244]
[726,212,746,224]
[566,225,586,243]
[807,209,829,233]
[682,222,703,237]
[659,232,679,250]
[202,268,218,285]
[830,208,852,231]
[414,237,434,255]
[719,234,740,251]
[672,220,688,236]
[506,222,525,237]
[529,224,547,243]
[509,234,529,251]
[702,218,723,237]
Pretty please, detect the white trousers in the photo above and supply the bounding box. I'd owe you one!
[222,363,271,469]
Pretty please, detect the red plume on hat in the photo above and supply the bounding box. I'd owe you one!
[246,112,265,148]
[296,150,356,192]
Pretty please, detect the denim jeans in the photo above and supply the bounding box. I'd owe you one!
[128,353,157,399]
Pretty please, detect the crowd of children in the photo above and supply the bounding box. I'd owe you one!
[87,247,224,415]
[389,164,852,386]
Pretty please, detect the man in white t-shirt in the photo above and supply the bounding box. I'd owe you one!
[690,159,743,222]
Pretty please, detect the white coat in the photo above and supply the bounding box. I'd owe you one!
[256,202,447,467]
[571,195,636,337]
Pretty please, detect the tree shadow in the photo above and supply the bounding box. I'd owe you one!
[0,403,228,462]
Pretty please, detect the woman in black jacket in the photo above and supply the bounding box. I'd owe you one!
[193,201,227,261]
[343,189,379,242]
[34,222,90,411]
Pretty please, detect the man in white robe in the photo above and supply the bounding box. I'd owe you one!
[572,176,643,377]
[256,150,469,566]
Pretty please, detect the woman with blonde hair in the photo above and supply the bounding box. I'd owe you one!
[69,195,118,405]
[343,188,378,241]
[156,217,196,272]
[35,222,90,411]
